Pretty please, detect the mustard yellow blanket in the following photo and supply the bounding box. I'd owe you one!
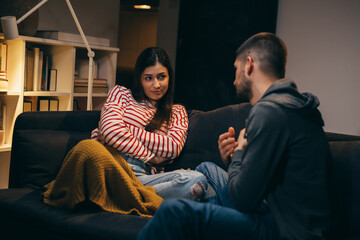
[42,139,163,217]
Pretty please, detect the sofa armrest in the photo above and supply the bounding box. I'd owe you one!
[325,133,360,238]
[9,111,100,189]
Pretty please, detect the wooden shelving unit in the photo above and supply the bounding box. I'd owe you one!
[0,34,119,188]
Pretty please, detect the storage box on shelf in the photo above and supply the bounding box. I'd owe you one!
[0,33,118,188]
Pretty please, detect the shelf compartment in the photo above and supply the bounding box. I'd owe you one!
[24,91,71,97]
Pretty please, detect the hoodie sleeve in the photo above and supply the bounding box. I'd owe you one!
[228,102,290,213]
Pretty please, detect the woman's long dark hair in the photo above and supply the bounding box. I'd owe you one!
[131,47,174,132]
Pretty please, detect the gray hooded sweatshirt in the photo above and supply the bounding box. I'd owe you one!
[228,78,331,240]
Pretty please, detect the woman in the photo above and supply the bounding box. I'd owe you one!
[91,47,211,201]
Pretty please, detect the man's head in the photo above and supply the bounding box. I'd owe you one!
[233,33,287,102]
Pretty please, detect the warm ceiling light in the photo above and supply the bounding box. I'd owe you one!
[134,5,151,9]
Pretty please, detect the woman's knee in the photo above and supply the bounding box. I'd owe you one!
[184,171,208,189]
[195,161,219,175]
[172,171,208,201]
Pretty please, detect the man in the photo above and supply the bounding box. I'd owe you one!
[137,32,331,240]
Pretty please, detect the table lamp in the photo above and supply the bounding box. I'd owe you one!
[1,0,95,110]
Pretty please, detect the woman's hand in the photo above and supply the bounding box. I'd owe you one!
[218,127,238,165]
[148,156,174,166]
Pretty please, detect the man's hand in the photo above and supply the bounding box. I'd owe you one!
[234,128,247,152]
[218,127,238,165]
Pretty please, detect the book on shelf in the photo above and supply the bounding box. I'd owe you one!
[0,100,4,128]
[74,86,109,93]
[24,96,38,111]
[0,128,4,146]
[0,101,6,145]
[41,54,50,91]
[0,42,8,78]
[25,48,34,91]
[32,47,41,91]
[37,50,44,91]
[74,78,108,93]
[35,30,110,47]
[0,42,8,93]
[0,103,5,146]
[0,72,6,78]
[25,47,55,91]
[74,78,108,87]
[0,79,8,92]
[49,69,57,91]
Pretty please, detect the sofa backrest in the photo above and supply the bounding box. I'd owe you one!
[9,111,100,189]
[166,103,252,171]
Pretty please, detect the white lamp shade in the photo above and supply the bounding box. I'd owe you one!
[1,16,19,40]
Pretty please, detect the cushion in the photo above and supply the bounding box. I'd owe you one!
[10,130,91,189]
[9,111,101,188]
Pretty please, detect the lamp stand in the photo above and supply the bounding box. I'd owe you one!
[64,0,94,110]
[1,0,95,110]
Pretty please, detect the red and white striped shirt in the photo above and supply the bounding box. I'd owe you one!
[91,85,188,163]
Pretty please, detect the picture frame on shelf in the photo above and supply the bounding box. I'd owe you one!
[23,101,32,112]
[49,99,59,111]
[38,97,49,111]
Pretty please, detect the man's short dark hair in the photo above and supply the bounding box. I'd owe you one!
[236,32,287,79]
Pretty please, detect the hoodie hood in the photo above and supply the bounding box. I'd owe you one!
[259,78,324,126]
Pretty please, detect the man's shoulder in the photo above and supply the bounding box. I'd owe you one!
[245,101,289,133]
[250,100,286,119]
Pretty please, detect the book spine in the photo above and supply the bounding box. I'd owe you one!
[26,49,34,91]
[33,47,40,91]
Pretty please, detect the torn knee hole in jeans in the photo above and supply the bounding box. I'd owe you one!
[190,182,205,201]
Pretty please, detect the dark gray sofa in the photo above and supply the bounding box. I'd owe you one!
[0,103,359,239]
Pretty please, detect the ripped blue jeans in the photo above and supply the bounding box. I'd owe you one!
[121,153,213,201]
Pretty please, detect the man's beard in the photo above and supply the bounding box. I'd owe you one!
[236,70,253,101]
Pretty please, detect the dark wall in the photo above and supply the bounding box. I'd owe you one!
[174,0,278,111]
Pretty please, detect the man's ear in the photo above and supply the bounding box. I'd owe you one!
[245,56,254,77]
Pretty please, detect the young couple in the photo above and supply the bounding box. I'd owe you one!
[72,32,331,239]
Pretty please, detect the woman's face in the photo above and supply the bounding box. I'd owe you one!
[141,62,169,106]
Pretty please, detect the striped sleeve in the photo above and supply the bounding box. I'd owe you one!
[97,86,155,161]
[129,104,188,159]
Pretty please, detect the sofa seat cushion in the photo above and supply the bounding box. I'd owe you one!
[0,188,149,239]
